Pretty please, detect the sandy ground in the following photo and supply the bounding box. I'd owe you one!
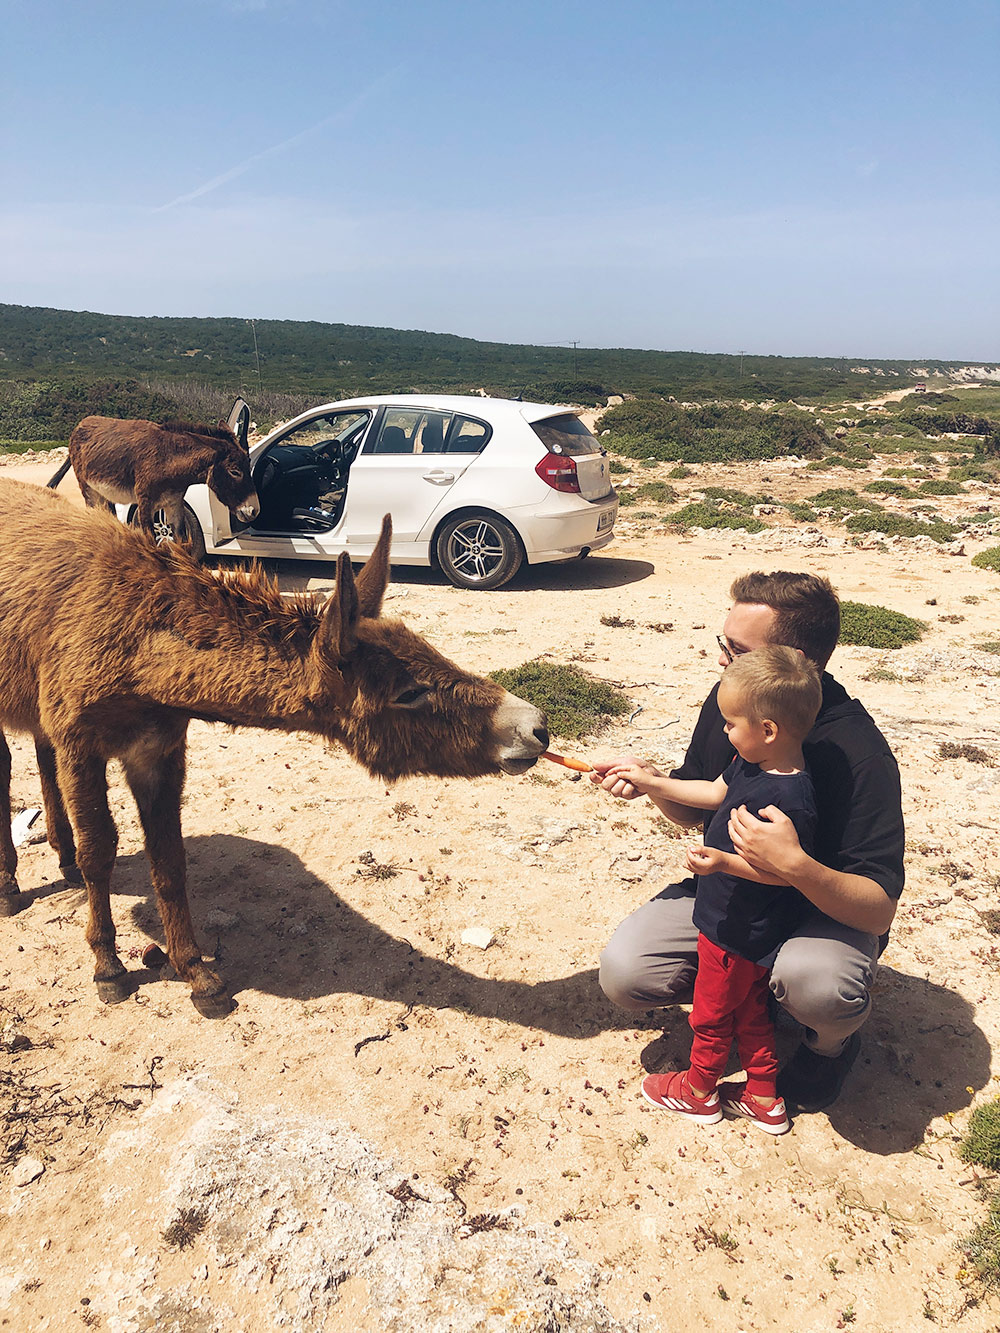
[1,449,999,1331]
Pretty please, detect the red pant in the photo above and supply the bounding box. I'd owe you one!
[688,933,778,1100]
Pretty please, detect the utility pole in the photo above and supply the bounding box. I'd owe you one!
[248,319,263,395]
[570,340,579,376]
[738,350,747,381]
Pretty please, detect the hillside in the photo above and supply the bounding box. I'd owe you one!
[1,303,991,407]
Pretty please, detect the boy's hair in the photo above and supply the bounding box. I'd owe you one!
[718,646,822,742]
[729,571,840,669]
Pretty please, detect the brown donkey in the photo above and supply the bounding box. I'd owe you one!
[49,414,260,544]
[0,479,547,1015]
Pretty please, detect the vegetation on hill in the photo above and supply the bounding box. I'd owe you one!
[597,398,830,464]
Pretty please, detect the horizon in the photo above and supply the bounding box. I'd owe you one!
[4,1,998,361]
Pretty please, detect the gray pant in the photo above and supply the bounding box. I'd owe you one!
[599,882,879,1058]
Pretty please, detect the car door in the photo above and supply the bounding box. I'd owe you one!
[337,407,476,552]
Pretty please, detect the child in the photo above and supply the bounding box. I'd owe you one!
[603,645,821,1135]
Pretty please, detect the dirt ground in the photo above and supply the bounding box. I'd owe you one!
[1,449,999,1331]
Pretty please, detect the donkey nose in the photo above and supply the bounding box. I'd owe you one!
[533,724,549,750]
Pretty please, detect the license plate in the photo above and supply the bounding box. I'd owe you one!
[597,507,615,532]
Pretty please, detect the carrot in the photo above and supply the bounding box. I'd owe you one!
[540,749,594,773]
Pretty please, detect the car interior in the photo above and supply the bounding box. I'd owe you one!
[245,408,491,535]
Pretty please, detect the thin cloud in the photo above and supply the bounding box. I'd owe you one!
[151,72,394,214]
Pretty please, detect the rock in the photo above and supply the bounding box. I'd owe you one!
[460,927,494,950]
[11,1157,45,1187]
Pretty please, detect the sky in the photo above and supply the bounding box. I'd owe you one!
[2,0,998,359]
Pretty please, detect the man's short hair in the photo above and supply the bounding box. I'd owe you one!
[718,646,822,742]
[729,570,840,668]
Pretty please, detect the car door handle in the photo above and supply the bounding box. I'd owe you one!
[422,470,455,484]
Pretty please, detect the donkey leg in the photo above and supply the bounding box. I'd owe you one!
[0,731,22,915]
[56,752,128,1002]
[78,480,114,513]
[34,739,81,884]
[121,733,230,1017]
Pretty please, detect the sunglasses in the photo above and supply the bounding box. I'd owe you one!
[716,634,747,664]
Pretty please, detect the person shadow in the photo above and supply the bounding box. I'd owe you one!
[636,964,990,1152]
[49,833,641,1040]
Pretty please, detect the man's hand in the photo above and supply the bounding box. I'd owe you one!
[728,803,803,879]
[589,755,661,801]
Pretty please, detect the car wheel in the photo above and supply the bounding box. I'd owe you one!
[131,503,207,562]
[436,512,524,590]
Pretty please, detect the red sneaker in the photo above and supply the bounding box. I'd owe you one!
[721,1088,790,1136]
[641,1070,722,1124]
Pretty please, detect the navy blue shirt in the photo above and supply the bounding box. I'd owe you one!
[692,756,817,965]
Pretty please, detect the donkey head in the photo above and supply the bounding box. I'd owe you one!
[207,428,260,523]
[309,517,548,780]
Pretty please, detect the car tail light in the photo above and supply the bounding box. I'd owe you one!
[535,451,581,493]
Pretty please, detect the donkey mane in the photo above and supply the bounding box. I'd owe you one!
[159,420,238,442]
[144,540,324,651]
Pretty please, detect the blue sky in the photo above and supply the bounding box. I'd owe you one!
[3,0,997,358]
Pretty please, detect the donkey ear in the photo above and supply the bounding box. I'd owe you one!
[354,514,392,619]
[319,552,359,660]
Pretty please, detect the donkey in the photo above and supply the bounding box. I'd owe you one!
[48,415,260,542]
[0,479,547,1015]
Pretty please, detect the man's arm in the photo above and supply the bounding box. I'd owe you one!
[728,804,897,935]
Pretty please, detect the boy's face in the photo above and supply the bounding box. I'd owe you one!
[718,685,774,766]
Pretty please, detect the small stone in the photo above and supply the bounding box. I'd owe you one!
[460,927,494,950]
[12,1157,44,1187]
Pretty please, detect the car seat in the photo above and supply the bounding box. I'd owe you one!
[377,425,410,453]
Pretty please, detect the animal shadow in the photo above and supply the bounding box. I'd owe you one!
[108,834,635,1039]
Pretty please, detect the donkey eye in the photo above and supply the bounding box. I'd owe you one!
[393,685,430,708]
[227,464,244,478]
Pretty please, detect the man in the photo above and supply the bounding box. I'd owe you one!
[594,572,904,1113]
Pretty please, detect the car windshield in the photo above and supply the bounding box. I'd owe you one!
[530,413,601,456]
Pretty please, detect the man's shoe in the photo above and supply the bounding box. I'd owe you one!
[777,1032,861,1113]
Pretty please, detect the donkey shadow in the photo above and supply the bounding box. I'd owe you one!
[67,833,637,1039]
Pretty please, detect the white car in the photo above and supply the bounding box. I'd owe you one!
[154,394,618,589]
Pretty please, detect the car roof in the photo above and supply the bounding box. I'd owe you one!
[275,394,582,428]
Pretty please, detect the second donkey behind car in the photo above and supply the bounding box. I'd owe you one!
[49,414,259,552]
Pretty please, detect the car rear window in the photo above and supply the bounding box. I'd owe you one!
[530,413,602,456]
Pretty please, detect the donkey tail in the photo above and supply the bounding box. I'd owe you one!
[46,455,73,489]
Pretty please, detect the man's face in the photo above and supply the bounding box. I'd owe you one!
[717,601,779,669]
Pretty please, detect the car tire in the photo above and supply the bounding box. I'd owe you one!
[130,503,207,562]
[435,512,524,590]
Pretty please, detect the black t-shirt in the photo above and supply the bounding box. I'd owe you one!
[693,756,818,965]
[673,674,905,905]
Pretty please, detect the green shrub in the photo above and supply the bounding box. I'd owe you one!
[845,511,959,542]
[633,481,679,504]
[806,454,869,471]
[668,464,693,479]
[959,1193,1000,1294]
[917,479,962,496]
[951,462,999,482]
[972,546,1000,573]
[784,502,819,522]
[0,438,68,454]
[864,480,914,497]
[699,486,773,507]
[607,458,629,474]
[598,398,829,464]
[885,466,929,478]
[668,502,765,533]
[488,661,630,740]
[839,601,926,649]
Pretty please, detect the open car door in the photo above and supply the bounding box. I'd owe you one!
[207,397,254,544]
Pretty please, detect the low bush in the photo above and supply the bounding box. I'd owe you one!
[839,601,926,649]
[957,1101,1000,1294]
[487,661,630,740]
[864,480,914,497]
[634,481,679,504]
[668,502,765,533]
[972,546,1000,573]
[598,398,829,463]
[844,511,960,542]
[607,458,629,474]
[917,479,962,496]
[804,454,869,471]
[950,462,999,482]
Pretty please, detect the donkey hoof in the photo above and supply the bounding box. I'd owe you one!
[141,943,169,970]
[60,863,84,886]
[0,892,23,918]
[96,974,133,1005]
[190,990,234,1019]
